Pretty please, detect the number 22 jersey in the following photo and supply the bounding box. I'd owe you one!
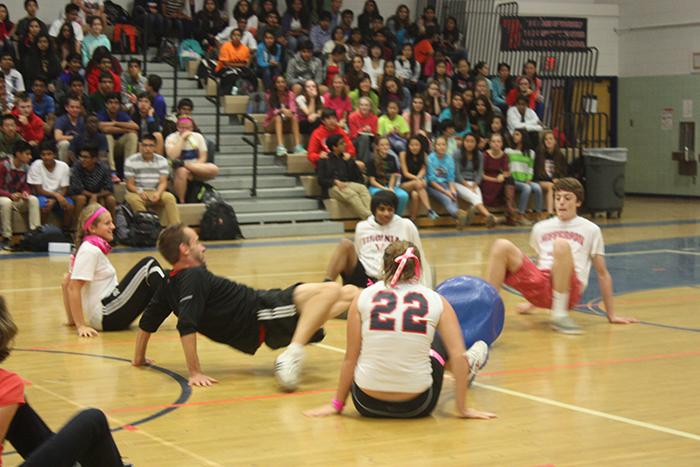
[355,281,444,393]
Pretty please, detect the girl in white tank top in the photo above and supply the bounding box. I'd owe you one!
[305,241,496,420]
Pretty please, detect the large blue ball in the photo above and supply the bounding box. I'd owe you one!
[436,275,505,346]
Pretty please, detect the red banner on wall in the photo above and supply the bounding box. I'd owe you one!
[500,16,588,51]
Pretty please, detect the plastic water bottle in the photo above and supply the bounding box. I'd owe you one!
[231,86,238,95]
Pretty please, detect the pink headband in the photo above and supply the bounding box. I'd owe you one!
[177,117,193,125]
[83,206,107,232]
[390,247,421,288]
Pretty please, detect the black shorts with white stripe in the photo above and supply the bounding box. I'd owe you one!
[255,283,325,350]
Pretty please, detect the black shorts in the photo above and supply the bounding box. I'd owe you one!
[341,261,377,288]
[350,336,447,418]
[255,283,325,350]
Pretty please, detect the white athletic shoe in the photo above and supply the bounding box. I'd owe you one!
[274,348,305,392]
[464,340,489,386]
[550,315,584,335]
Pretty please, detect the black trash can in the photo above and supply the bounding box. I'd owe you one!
[582,148,627,218]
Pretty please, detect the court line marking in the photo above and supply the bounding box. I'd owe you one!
[472,382,700,442]
[313,343,700,443]
[29,382,224,467]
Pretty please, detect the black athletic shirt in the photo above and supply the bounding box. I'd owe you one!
[139,266,262,355]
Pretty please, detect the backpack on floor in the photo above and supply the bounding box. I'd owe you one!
[114,203,134,245]
[185,181,223,205]
[179,39,204,70]
[17,225,70,252]
[105,0,131,25]
[127,211,162,247]
[199,202,243,240]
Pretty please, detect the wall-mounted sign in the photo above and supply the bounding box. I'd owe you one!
[500,16,588,51]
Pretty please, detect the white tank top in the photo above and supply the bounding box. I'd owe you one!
[354,281,444,393]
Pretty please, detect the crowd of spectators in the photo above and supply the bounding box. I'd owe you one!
[0,0,570,251]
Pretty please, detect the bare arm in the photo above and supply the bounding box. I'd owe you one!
[132,329,152,366]
[592,255,638,324]
[304,295,361,417]
[67,279,99,337]
[438,298,496,419]
[180,333,218,387]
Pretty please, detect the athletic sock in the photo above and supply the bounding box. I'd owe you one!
[551,291,569,318]
[285,343,304,356]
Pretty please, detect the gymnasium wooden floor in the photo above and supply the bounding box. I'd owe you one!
[1,197,699,466]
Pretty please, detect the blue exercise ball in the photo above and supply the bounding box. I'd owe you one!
[436,275,505,346]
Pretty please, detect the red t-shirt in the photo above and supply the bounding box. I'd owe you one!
[0,369,25,465]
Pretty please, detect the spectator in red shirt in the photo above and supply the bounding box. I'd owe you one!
[307,109,358,168]
[11,94,44,149]
[348,96,378,165]
[0,141,40,250]
[86,48,122,95]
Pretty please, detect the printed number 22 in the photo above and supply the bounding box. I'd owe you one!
[369,291,428,334]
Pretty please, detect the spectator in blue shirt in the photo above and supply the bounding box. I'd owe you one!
[256,30,282,89]
[310,11,333,53]
[145,74,166,123]
[97,92,139,180]
[427,135,467,225]
[30,77,56,122]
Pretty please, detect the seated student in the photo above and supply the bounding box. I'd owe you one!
[62,204,165,337]
[49,3,84,42]
[132,223,359,391]
[306,240,494,420]
[307,109,357,168]
[11,93,44,150]
[426,135,468,226]
[506,95,543,146]
[70,114,109,162]
[145,74,167,124]
[13,0,48,45]
[348,96,378,166]
[0,114,25,159]
[399,136,438,222]
[310,10,332,53]
[0,141,40,251]
[324,190,431,288]
[131,92,164,155]
[264,75,305,157]
[81,15,110,67]
[88,72,116,113]
[0,296,130,466]
[22,33,62,93]
[69,144,116,225]
[454,133,495,227]
[534,130,568,217]
[124,134,180,226]
[322,75,352,129]
[0,78,9,114]
[377,100,410,155]
[256,29,282,90]
[56,75,87,118]
[56,53,84,98]
[30,77,56,122]
[194,0,228,49]
[296,79,325,136]
[97,92,139,180]
[480,133,517,225]
[162,0,193,40]
[121,58,147,111]
[27,141,75,229]
[165,117,219,204]
[164,98,216,163]
[349,76,380,115]
[215,28,251,74]
[86,49,121,95]
[506,76,538,109]
[506,128,542,225]
[367,137,409,217]
[54,96,85,163]
[403,95,433,139]
[486,178,638,334]
[0,53,24,108]
[285,41,324,94]
[317,134,371,220]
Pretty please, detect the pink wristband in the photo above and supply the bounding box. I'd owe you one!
[331,398,345,413]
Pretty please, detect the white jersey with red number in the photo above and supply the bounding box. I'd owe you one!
[354,281,444,393]
[354,215,432,287]
[530,215,605,289]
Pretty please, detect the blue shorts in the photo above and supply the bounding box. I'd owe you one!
[37,195,75,210]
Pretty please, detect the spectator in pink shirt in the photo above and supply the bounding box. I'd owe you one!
[264,76,305,157]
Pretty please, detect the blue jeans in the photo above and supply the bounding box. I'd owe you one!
[515,181,543,213]
[427,184,458,217]
[369,186,409,216]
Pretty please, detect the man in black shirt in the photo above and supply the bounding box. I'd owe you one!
[133,224,358,391]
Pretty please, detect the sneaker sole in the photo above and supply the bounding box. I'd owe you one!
[550,323,584,335]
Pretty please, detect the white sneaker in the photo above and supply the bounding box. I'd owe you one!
[464,340,489,386]
[274,348,305,391]
[550,315,584,335]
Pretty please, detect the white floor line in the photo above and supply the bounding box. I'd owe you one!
[314,342,700,443]
[472,382,700,442]
[30,382,224,467]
